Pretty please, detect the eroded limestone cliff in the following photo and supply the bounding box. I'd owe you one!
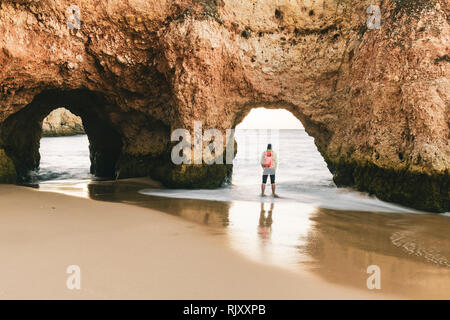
[42,107,84,136]
[0,0,448,211]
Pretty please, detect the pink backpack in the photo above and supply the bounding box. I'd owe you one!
[263,151,274,168]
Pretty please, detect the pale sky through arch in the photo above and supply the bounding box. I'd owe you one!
[236,108,304,129]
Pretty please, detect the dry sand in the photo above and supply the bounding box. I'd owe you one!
[0,185,396,299]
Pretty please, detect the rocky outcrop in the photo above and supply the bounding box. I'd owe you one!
[0,0,448,212]
[42,108,84,136]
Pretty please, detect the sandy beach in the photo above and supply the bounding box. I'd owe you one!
[0,185,397,300]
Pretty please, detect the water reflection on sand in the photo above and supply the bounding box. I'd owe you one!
[38,179,450,299]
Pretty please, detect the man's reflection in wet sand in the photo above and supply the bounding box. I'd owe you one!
[258,202,274,241]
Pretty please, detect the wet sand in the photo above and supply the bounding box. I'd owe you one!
[85,179,450,299]
[0,184,401,300]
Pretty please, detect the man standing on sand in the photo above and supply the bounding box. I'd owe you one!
[260,143,278,197]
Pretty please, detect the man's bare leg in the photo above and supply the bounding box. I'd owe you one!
[261,183,266,196]
[271,183,276,196]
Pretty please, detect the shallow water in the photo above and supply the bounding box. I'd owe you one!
[141,129,427,213]
[39,131,425,213]
[35,133,450,298]
[36,135,93,182]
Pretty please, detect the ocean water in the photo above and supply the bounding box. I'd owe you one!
[38,130,428,214]
[37,135,92,182]
[140,129,424,214]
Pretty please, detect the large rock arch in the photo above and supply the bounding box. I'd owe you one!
[0,0,448,212]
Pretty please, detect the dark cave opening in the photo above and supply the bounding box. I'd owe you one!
[1,89,123,182]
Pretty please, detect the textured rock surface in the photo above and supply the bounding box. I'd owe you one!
[0,0,448,211]
[0,149,16,183]
[42,107,84,136]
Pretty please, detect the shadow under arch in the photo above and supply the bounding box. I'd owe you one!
[85,179,231,228]
[1,89,123,182]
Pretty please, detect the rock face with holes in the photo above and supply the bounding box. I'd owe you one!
[0,0,448,212]
[42,108,85,136]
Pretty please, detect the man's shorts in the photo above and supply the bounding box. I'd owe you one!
[262,174,275,184]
